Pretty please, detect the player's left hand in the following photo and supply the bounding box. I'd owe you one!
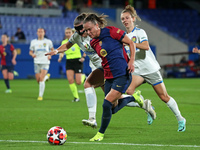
[12,59,17,65]
[127,61,134,73]
[48,55,51,60]
[79,57,85,62]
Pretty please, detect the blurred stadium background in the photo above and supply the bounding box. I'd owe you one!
[0,0,200,79]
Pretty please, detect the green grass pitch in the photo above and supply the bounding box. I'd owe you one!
[0,78,199,150]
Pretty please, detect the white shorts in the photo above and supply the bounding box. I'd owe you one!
[132,71,163,86]
[34,64,49,74]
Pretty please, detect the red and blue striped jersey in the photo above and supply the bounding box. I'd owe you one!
[0,44,15,66]
[90,26,129,79]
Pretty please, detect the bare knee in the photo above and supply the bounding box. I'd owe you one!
[159,94,170,103]
[126,88,135,95]
[84,79,92,88]
[76,80,81,85]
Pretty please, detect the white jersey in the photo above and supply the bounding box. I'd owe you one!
[125,27,160,75]
[30,38,53,64]
[69,32,102,70]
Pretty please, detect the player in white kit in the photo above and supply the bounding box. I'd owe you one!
[45,13,155,128]
[29,28,54,101]
[121,5,186,132]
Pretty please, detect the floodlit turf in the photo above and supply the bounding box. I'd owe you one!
[0,78,199,150]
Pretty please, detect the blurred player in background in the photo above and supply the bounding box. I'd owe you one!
[0,34,17,93]
[29,28,54,100]
[58,27,86,102]
[121,5,186,132]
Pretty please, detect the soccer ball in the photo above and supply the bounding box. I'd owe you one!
[47,126,67,145]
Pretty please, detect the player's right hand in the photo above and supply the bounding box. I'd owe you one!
[45,50,58,56]
[192,47,199,53]
[32,54,36,58]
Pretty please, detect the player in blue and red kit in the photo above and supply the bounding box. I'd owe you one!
[83,13,143,141]
[0,34,17,93]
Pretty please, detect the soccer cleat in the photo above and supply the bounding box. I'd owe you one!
[46,73,51,82]
[178,118,186,132]
[82,118,97,128]
[37,96,43,101]
[72,98,80,102]
[132,90,143,107]
[89,132,104,142]
[144,99,156,120]
[13,71,19,76]
[5,89,12,93]
[147,113,153,125]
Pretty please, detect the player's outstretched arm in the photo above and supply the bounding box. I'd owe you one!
[122,35,136,73]
[45,42,74,56]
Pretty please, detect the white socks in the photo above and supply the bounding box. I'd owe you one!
[84,87,97,119]
[166,97,184,121]
[44,74,49,82]
[39,81,45,97]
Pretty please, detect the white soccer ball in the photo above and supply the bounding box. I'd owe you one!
[47,126,67,145]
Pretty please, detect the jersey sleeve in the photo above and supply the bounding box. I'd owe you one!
[109,26,126,42]
[48,40,53,49]
[138,29,148,43]
[69,32,78,44]
[10,44,15,51]
[29,40,34,51]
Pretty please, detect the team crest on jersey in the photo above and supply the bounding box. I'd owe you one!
[100,49,107,57]
[3,52,6,56]
[99,41,102,46]
[43,43,46,47]
[131,36,136,43]
[117,29,121,33]
[84,44,90,50]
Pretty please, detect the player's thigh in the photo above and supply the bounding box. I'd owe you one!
[105,88,122,103]
[75,73,82,85]
[153,82,170,102]
[85,68,104,88]
[66,70,75,84]
[8,72,14,80]
[126,75,144,95]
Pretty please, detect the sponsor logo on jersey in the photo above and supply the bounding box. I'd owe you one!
[131,36,136,43]
[100,49,107,57]
[117,29,121,33]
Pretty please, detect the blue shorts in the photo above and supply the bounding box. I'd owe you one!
[1,65,14,73]
[104,73,132,96]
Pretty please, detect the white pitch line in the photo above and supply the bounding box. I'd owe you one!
[0,140,199,148]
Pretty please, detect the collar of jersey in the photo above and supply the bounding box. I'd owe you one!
[131,27,136,33]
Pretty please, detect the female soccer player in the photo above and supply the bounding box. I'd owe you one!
[58,27,86,102]
[45,13,155,129]
[0,34,17,93]
[120,5,186,132]
[83,13,145,141]
[29,28,54,100]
